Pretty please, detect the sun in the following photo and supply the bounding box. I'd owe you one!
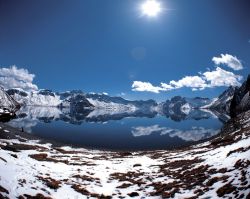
[140,0,162,17]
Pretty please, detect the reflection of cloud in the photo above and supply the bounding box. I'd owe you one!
[8,118,38,133]
[131,125,169,136]
[131,125,219,141]
[8,106,62,133]
[167,127,219,141]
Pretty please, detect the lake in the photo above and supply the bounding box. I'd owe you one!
[7,106,224,151]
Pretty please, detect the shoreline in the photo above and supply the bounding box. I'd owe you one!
[0,111,249,198]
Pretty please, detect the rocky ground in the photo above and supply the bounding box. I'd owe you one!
[0,111,250,199]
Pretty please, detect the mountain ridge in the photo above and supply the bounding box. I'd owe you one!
[2,75,250,120]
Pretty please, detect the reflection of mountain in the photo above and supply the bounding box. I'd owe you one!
[8,104,224,133]
[131,125,219,141]
[160,96,213,121]
[5,85,242,122]
[8,106,62,132]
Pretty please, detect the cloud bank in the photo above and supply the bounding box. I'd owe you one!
[0,65,38,91]
[132,54,243,93]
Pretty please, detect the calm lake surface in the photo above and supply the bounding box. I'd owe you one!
[7,106,224,151]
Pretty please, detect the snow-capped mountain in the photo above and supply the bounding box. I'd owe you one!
[202,86,235,114]
[7,89,62,107]
[7,88,158,115]
[5,78,250,121]
[0,87,20,113]
[185,97,212,108]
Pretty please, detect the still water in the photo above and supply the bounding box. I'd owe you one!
[7,106,224,151]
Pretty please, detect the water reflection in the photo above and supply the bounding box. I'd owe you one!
[7,105,226,150]
[131,125,219,141]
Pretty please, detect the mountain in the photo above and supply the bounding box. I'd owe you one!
[86,93,157,109]
[202,86,235,114]
[7,80,250,121]
[185,97,212,108]
[7,89,158,120]
[0,87,20,110]
[7,89,62,107]
[0,87,20,119]
[230,75,250,117]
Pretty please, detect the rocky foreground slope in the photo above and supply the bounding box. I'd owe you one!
[0,108,249,198]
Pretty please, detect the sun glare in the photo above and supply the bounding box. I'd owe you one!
[141,0,162,17]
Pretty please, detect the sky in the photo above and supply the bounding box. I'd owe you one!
[0,0,249,101]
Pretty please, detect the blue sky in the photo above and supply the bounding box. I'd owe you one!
[0,0,249,101]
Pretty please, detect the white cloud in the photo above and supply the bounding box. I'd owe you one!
[160,83,174,90]
[132,81,166,93]
[0,65,38,91]
[203,67,242,87]
[132,54,243,93]
[212,54,243,71]
[132,67,242,93]
[169,76,207,90]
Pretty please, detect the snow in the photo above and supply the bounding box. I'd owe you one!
[180,103,191,115]
[0,138,163,198]
[201,97,218,108]
[11,90,62,107]
[0,88,250,198]
[0,87,19,111]
[0,123,249,198]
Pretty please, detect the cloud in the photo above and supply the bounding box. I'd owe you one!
[169,76,207,90]
[212,54,243,70]
[131,125,219,141]
[132,81,166,93]
[132,54,243,93]
[160,82,174,90]
[0,65,38,91]
[203,67,242,87]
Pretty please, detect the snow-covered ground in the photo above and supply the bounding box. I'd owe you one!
[0,110,249,198]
